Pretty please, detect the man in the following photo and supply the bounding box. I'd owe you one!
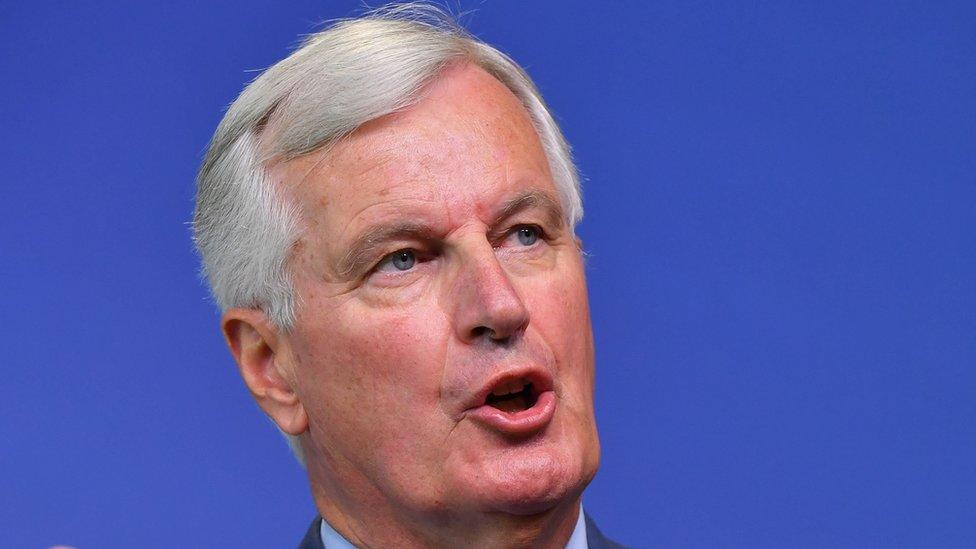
[193,4,624,547]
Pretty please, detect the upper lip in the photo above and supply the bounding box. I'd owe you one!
[461,365,555,413]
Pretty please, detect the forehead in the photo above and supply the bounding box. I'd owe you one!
[274,63,556,240]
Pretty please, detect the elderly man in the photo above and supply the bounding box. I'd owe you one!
[194,4,622,548]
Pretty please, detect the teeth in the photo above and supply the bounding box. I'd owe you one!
[491,378,526,396]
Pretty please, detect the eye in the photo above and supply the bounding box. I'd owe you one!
[375,249,417,272]
[514,225,539,246]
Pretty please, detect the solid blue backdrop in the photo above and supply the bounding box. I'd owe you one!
[2,1,974,547]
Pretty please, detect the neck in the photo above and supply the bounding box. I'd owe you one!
[306,454,583,548]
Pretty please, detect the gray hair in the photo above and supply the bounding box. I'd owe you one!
[193,3,582,466]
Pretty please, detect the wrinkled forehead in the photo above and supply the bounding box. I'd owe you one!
[269,64,555,235]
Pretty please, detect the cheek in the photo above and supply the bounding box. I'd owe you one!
[525,256,591,348]
[293,299,453,450]
[523,257,595,398]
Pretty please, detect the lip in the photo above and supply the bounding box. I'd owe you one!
[462,367,556,436]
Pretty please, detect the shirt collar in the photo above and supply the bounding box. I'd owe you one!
[564,505,589,549]
[320,505,589,548]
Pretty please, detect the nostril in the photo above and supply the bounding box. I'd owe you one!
[472,326,513,342]
[470,325,519,343]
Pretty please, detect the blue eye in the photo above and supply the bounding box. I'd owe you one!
[516,226,538,246]
[377,249,416,272]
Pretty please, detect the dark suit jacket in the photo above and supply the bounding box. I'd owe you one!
[298,513,628,548]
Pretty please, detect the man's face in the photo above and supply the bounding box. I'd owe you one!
[278,63,599,520]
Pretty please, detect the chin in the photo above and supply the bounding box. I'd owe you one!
[470,442,590,516]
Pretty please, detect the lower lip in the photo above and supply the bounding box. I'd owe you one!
[465,390,556,436]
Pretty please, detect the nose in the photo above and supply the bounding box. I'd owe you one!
[452,241,530,345]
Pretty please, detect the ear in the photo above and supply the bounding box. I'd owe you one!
[221,308,308,436]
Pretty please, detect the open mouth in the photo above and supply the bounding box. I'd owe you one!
[484,377,538,413]
[465,370,556,435]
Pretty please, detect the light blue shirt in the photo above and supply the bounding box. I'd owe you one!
[320,505,589,548]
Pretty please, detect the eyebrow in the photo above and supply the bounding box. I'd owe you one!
[336,222,436,278]
[334,189,566,278]
[489,190,565,232]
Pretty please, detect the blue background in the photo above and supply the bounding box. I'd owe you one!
[2,1,974,547]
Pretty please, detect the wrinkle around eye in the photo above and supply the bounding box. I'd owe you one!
[492,226,564,274]
[366,250,437,289]
[496,224,546,250]
[375,249,417,273]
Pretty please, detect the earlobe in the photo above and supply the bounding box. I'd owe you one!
[221,309,309,436]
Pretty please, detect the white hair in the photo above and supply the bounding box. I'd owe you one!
[193,3,583,466]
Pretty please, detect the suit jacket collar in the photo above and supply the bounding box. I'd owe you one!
[297,516,324,549]
[584,513,629,549]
